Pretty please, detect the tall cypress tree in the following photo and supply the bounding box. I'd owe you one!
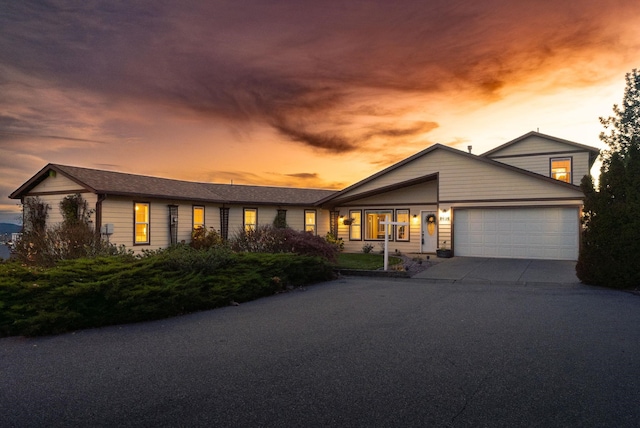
[576,69,640,288]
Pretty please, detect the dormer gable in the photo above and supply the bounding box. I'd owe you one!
[481,131,600,185]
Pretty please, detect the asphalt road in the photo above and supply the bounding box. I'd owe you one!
[2,277,639,427]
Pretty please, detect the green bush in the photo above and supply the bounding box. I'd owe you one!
[576,69,640,289]
[325,231,344,252]
[230,225,338,262]
[0,250,334,337]
[190,227,226,250]
[13,194,129,266]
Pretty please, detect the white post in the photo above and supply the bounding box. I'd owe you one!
[380,218,409,271]
[384,219,390,270]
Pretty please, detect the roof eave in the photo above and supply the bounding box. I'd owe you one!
[9,164,97,199]
[321,173,438,208]
[317,144,443,205]
[481,131,600,157]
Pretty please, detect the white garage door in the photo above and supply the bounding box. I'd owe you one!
[453,208,579,260]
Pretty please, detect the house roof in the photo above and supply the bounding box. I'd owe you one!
[481,131,600,166]
[318,142,583,206]
[9,164,336,206]
[320,174,438,206]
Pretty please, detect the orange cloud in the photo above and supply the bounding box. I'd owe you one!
[1,0,639,223]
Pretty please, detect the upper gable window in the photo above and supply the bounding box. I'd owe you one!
[551,158,572,183]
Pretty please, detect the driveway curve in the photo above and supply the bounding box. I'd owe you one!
[2,277,639,427]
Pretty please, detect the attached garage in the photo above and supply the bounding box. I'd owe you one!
[453,207,579,260]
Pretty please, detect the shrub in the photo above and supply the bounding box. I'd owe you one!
[13,194,124,266]
[362,243,374,253]
[23,196,49,234]
[325,231,344,252]
[230,225,338,262]
[12,224,129,266]
[190,227,226,250]
[576,69,640,289]
[0,251,334,337]
[59,194,93,227]
[156,244,235,274]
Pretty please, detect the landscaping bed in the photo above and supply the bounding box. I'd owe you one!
[0,247,334,337]
[335,253,432,277]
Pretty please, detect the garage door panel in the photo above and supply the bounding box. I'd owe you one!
[454,208,578,260]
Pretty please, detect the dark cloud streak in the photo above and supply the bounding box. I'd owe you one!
[1,0,639,155]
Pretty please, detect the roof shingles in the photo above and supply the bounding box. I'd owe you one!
[38,165,336,205]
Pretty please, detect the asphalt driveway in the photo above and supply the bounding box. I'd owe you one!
[2,277,639,427]
[414,256,580,284]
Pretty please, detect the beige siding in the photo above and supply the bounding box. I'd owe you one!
[487,135,580,156]
[334,149,583,205]
[24,193,98,230]
[103,199,234,251]
[225,206,329,236]
[328,147,585,252]
[492,152,590,185]
[101,197,136,249]
[317,210,330,237]
[336,204,435,253]
[24,174,95,230]
[437,151,584,201]
[343,181,437,205]
[30,174,86,193]
[437,205,452,250]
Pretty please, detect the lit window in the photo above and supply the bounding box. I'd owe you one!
[134,202,150,244]
[365,210,393,240]
[396,210,409,241]
[244,208,257,232]
[551,158,572,183]
[305,210,316,234]
[193,206,205,229]
[349,210,362,240]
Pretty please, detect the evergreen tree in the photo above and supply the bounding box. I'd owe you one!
[577,69,640,288]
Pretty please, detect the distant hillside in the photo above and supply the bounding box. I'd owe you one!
[0,223,22,234]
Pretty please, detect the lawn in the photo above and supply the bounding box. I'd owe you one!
[335,253,402,270]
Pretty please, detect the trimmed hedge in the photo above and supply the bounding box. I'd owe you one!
[0,247,334,337]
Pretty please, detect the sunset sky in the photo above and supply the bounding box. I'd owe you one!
[1,0,639,224]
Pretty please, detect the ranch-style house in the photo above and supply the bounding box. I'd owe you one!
[10,131,599,261]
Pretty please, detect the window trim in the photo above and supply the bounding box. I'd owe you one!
[193,205,205,230]
[304,209,317,234]
[364,209,393,241]
[395,209,410,242]
[243,208,257,232]
[550,157,573,183]
[133,202,150,245]
[349,210,362,241]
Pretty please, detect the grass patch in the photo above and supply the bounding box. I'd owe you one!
[0,246,335,337]
[335,253,402,270]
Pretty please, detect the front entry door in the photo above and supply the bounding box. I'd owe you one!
[421,211,437,253]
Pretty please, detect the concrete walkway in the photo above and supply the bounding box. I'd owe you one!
[413,256,580,285]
